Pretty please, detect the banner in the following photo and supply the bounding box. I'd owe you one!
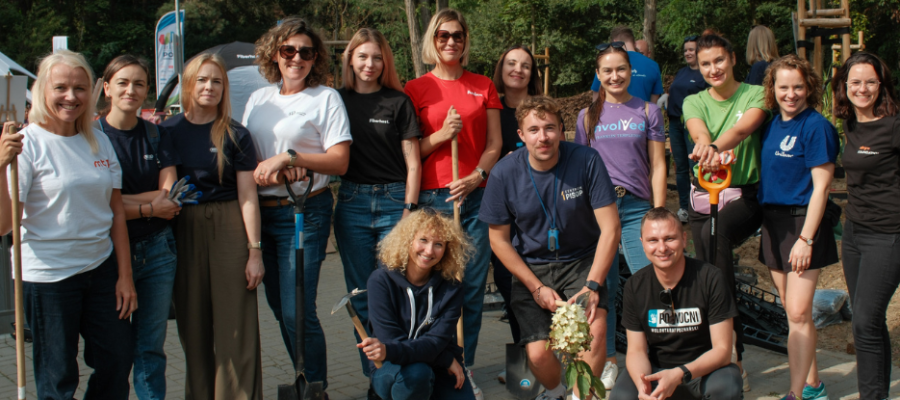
[155,10,185,103]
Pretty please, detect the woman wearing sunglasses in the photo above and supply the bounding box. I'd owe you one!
[334,28,422,380]
[574,42,666,390]
[832,51,900,400]
[403,9,502,399]
[243,17,351,395]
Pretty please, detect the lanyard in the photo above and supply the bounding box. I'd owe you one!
[525,150,563,252]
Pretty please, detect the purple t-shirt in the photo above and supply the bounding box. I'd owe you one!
[574,97,665,201]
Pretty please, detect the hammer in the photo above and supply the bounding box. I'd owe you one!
[331,288,382,368]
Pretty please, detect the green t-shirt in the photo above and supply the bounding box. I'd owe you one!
[682,83,768,185]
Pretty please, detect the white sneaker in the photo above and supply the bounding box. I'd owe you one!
[600,361,618,390]
[467,369,484,400]
[741,369,750,392]
[677,208,689,223]
[497,369,506,384]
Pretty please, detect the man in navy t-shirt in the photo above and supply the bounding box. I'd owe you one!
[479,96,620,400]
[591,26,664,103]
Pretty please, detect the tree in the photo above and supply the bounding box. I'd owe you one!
[643,0,658,58]
[405,0,427,77]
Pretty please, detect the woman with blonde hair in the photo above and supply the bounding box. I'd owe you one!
[334,27,422,379]
[745,25,779,85]
[404,10,502,397]
[161,53,263,398]
[243,17,352,394]
[359,208,475,400]
[0,50,137,398]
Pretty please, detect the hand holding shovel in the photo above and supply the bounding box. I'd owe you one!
[332,288,382,368]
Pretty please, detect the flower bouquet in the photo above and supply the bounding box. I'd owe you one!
[547,300,606,399]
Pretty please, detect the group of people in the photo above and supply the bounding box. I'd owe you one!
[0,6,898,400]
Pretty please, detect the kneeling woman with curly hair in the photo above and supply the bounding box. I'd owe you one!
[358,209,476,400]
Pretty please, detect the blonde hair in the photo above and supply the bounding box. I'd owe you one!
[377,209,472,283]
[254,16,329,87]
[341,28,403,92]
[29,50,99,153]
[421,9,470,66]
[746,25,779,64]
[182,54,237,182]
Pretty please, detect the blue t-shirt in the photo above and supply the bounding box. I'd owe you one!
[667,66,708,118]
[161,114,258,203]
[479,142,617,264]
[758,108,838,206]
[745,60,769,86]
[590,51,664,102]
[101,117,180,241]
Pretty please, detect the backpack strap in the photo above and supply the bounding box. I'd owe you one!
[143,119,162,169]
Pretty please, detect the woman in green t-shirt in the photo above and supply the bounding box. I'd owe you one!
[682,32,769,389]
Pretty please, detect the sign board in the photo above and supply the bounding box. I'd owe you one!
[155,10,185,101]
[0,75,28,123]
[52,36,68,53]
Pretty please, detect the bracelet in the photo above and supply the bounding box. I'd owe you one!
[708,143,719,152]
[139,204,144,218]
[532,285,545,301]
[147,203,154,220]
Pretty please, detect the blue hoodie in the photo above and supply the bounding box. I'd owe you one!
[367,265,464,369]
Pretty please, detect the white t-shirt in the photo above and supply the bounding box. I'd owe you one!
[8,124,122,282]
[242,84,352,197]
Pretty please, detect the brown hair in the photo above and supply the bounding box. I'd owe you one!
[582,45,631,140]
[762,54,822,111]
[421,9,471,66]
[254,17,329,87]
[609,26,636,44]
[515,95,563,128]
[341,28,403,92]
[182,54,237,182]
[492,45,543,97]
[746,25,779,65]
[697,31,734,54]
[640,207,683,235]
[100,55,151,116]
[377,209,472,283]
[832,51,899,121]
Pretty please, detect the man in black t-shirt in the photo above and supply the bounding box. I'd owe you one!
[612,208,742,400]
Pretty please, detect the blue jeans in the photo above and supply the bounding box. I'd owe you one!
[24,253,133,399]
[130,227,177,400]
[260,192,333,388]
[668,117,696,211]
[334,181,406,376]
[372,361,476,400]
[418,188,490,366]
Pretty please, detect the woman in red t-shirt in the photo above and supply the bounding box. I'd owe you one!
[403,9,501,399]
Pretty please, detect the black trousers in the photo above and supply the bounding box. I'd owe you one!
[610,364,742,400]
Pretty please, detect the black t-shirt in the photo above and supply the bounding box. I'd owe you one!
[161,114,258,202]
[101,117,181,241]
[622,257,738,369]
[745,60,769,86]
[499,97,524,157]
[338,88,420,184]
[667,66,708,118]
[842,115,900,233]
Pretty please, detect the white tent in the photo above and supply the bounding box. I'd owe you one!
[0,51,34,103]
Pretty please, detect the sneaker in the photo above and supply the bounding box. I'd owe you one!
[802,381,829,400]
[497,369,507,384]
[741,369,750,392]
[600,361,618,390]
[535,391,565,400]
[677,208,689,223]
[780,392,798,400]
[467,369,484,400]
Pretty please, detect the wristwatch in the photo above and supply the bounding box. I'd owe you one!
[708,143,719,152]
[286,149,298,168]
[585,280,601,293]
[798,234,814,246]
[247,242,263,250]
[678,365,692,383]
[475,167,488,181]
[404,203,419,211]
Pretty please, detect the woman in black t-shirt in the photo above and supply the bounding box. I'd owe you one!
[334,28,422,379]
[832,51,900,400]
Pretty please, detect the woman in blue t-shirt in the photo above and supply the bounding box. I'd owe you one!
[757,55,838,400]
[98,55,182,400]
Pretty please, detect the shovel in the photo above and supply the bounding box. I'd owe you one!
[6,120,26,400]
[331,288,382,369]
[277,172,324,400]
[505,343,544,399]
[697,164,732,262]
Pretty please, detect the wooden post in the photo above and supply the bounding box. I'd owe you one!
[798,0,807,59]
[543,47,550,94]
[840,0,851,62]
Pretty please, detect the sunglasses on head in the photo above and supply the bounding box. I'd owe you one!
[684,35,699,43]
[434,30,466,42]
[595,41,625,52]
[279,45,316,61]
[659,288,675,312]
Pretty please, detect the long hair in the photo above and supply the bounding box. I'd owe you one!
[762,55,822,111]
[29,50,99,153]
[492,45,543,96]
[100,54,151,116]
[421,9,470,66]
[582,45,631,140]
[377,209,472,283]
[746,25,779,64]
[254,16,329,87]
[182,54,237,182]
[341,28,403,92]
[832,51,899,121]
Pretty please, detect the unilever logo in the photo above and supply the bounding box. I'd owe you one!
[159,32,175,45]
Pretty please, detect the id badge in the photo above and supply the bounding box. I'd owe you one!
[548,228,559,252]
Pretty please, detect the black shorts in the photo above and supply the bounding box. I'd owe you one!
[759,206,839,273]
[510,255,609,345]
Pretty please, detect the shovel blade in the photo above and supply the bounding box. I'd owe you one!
[505,343,544,399]
[277,384,300,400]
[305,381,324,399]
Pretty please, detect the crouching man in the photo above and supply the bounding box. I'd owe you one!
[612,207,742,400]
[479,96,620,400]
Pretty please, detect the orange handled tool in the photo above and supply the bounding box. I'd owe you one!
[697,164,732,262]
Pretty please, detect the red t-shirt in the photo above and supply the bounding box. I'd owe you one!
[404,71,503,190]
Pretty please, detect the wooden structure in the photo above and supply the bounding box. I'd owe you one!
[533,47,551,94]
[795,0,853,74]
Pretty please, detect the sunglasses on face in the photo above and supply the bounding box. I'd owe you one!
[595,41,625,52]
[684,35,699,43]
[659,288,675,312]
[279,45,316,61]
[435,30,466,43]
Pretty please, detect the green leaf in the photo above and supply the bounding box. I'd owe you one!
[565,362,577,390]
[577,373,590,400]
[591,376,607,399]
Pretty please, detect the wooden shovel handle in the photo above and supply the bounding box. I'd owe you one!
[351,315,382,368]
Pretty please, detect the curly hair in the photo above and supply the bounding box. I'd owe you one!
[516,95,563,130]
[377,209,472,283]
[762,54,822,111]
[253,16,329,87]
[832,51,898,121]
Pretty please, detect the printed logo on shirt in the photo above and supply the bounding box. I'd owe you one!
[143,154,155,160]
[289,111,307,117]
[209,147,218,153]
[647,307,702,333]
[561,187,584,201]
[467,90,484,97]
[733,110,744,127]
[690,80,697,83]
[93,159,111,168]
[369,118,390,124]
[592,117,646,137]
[858,146,880,155]
[775,136,797,158]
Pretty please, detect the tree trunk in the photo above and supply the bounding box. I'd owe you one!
[405,0,427,77]
[643,0,658,59]
[419,0,432,33]
[436,0,449,10]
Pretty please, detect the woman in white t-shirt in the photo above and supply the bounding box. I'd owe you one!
[243,16,352,392]
[0,50,137,398]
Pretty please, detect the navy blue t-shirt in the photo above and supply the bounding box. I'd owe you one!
[667,66,708,118]
[161,114,258,202]
[479,141,617,264]
[101,117,181,241]
[499,97,525,156]
[758,108,838,206]
[590,51,664,102]
[745,60,770,86]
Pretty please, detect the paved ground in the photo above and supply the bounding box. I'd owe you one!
[0,252,898,399]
